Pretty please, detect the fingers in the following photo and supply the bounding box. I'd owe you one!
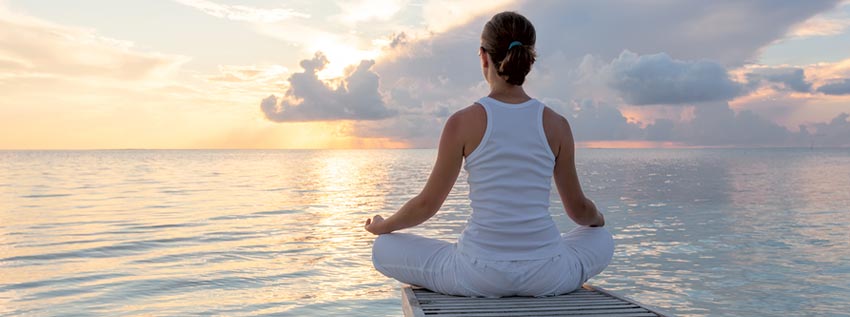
[364,215,385,235]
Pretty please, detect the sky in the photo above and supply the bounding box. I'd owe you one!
[1,0,850,149]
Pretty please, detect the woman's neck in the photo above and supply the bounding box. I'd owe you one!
[488,82,530,103]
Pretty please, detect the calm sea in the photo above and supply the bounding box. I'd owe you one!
[1,149,848,316]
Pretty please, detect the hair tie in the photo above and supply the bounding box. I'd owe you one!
[508,41,522,49]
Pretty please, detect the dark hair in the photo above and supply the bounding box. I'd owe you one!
[481,11,536,86]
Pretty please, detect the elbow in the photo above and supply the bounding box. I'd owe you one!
[412,194,441,218]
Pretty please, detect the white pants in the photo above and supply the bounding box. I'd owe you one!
[371,226,614,297]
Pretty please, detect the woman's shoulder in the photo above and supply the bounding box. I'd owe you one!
[541,104,572,157]
[448,103,486,124]
[444,104,488,156]
[541,105,568,128]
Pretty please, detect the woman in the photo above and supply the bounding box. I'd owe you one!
[364,11,614,298]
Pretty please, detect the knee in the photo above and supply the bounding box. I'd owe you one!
[372,233,397,254]
[563,226,614,252]
[601,228,614,250]
[371,234,395,274]
[580,227,615,265]
[588,227,615,251]
[596,228,615,262]
[371,234,387,261]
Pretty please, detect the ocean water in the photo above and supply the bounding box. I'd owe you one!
[1,148,848,316]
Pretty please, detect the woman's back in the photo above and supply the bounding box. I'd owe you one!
[368,11,612,298]
[459,96,563,260]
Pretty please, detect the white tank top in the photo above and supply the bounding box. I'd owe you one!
[457,96,564,260]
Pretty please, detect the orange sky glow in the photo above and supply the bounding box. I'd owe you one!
[1,1,849,149]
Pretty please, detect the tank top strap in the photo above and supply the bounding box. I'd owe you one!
[476,96,536,109]
[535,101,553,161]
[475,97,492,112]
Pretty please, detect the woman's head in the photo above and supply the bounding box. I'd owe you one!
[480,11,536,86]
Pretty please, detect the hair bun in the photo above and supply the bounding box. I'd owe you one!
[482,12,536,86]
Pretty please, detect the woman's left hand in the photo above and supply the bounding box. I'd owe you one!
[364,215,385,235]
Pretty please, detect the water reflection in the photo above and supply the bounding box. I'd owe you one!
[1,149,849,316]
[571,149,850,316]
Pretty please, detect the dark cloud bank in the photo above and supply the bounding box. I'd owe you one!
[817,79,850,95]
[603,51,743,106]
[261,0,850,147]
[746,67,812,93]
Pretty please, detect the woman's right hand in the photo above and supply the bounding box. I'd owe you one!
[364,215,386,235]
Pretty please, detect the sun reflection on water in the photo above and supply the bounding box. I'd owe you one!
[1,149,849,316]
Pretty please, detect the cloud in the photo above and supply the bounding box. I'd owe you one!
[547,98,811,146]
[786,3,850,39]
[603,51,743,105]
[207,64,288,83]
[542,98,836,147]
[386,32,409,49]
[730,59,850,127]
[374,0,838,108]
[542,96,850,147]
[526,1,841,67]
[368,1,847,147]
[421,0,516,33]
[352,114,445,148]
[679,102,791,146]
[172,0,308,23]
[375,1,838,104]
[614,102,850,147]
[544,98,643,141]
[746,67,813,92]
[337,0,405,23]
[349,81,490,146]
[261,52,395,122]
[0,8,188,82]
[816,78,850,95]
[645,119,676,141]
[253,1,848,147]
[387,1,850,147]
[788,17,850,38]
[805,112,850,146]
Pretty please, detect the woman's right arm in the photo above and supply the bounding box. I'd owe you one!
[548,109,605,227]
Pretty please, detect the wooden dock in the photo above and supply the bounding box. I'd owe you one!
[401,284,671,317]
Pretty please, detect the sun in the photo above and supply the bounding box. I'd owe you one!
[309,40,382,80]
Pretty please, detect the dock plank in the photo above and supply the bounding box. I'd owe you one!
[401,284,671,317]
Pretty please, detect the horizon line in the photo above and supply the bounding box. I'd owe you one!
[0,145,847,151]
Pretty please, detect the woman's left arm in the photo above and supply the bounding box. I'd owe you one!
[365,113,465,235]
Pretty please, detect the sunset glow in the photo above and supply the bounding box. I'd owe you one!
[2,1,849,149]
[577,141,684,149]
